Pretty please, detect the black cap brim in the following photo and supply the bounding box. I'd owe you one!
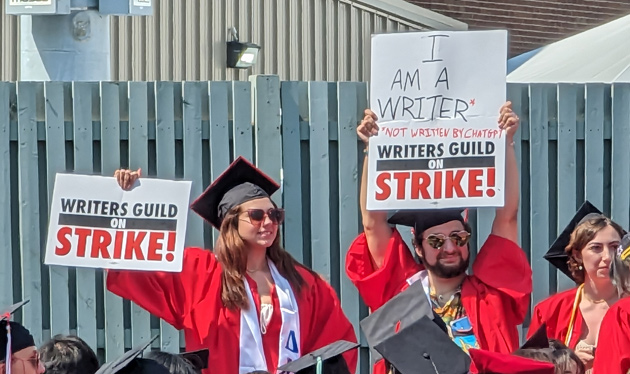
[544,201,603,281]
[0,300,29,322]
[374,315,470,374]
[521,323,549,350]
[276,340,358,373]
[388,209,466,235]
[0,300,35,361]
[95,335,159,374]
[190,156,280,229]
[179,348,209,371]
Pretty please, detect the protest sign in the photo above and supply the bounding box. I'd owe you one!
[45,174,192,272]
[367,30,508,210]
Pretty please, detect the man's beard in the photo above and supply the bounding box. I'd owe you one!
[421,252,470,279]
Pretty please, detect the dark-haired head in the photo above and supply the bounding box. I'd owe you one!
[39,334,100,374]
[144,351,199,374]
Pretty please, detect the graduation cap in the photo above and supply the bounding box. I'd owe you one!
[95,336,170,374]
[179,348,209,372]
[1,299,35,372]
[276,340,358,374]
[360,280,447,364]
[190,156,280,229]
[388,209,466,236]
[0,300,30,323]
[544,201,603,281]
[520,323,549,350]
[468,349,555,374]
[374,315,470,374]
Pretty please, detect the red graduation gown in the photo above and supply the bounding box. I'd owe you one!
[345,229,532,374]
[528,288,581,349]
[107,247,358,374]
[592,297,630,374]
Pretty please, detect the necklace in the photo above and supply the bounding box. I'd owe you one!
[582,290,615,304]
[247,265,266,273]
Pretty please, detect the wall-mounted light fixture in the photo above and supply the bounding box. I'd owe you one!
[226,27,261,69]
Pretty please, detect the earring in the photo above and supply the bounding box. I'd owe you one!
[578,265,583,270]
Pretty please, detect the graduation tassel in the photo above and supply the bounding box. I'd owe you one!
[4,318,11,374]
[315,356,322,374]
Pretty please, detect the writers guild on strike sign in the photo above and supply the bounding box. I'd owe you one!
[44,174,191,272]
[51,199,181,263]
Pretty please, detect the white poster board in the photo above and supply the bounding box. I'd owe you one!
[45,174,192,272]
[367,30,508,210]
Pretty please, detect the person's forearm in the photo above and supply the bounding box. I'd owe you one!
[497,139,519,220]
[360,151,369,219]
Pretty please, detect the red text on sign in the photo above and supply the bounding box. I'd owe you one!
[55,228,177,262]
[375,168,496,201]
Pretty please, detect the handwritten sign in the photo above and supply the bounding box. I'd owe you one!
[45,174,192,272]
[367,30,508,210]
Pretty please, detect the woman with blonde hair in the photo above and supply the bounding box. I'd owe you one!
[107,157,357,374]
[528,202,624,373]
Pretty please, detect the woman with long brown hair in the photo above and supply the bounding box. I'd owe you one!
[591,233,630,374]
[106,157,357,374]
[528,202,624,373]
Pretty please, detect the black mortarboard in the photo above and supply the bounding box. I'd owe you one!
[374,315,470,374]
[521,323,549,350]
[388,209,466,236]
[179,348,209,372]
[276,340,358,374]
[190,156,280,229]
[0,300,35,361]
[360,280,446,365]
[544,201,603,281]
[0,300,29,323]
[95,336,170,374]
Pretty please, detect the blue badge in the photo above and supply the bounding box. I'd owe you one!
[285,330,298,353]
[453,335,479,353]
[450,316,473,335]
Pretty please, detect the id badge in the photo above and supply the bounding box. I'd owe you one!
[450,316,473,335]
[453,335,478,352]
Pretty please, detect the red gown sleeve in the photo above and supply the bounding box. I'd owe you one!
[300,270,358,373]
[471,235,532,322]
[345,229,423,311]
[106,247,218,330]
[593,300,630,374]
[527,304,545,339]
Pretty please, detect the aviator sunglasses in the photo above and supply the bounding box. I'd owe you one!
[423,230,471,249]
[244,208,285,225]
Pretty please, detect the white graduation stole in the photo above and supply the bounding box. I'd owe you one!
[239,260,301,374]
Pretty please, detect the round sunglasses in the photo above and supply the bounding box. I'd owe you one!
[423,230,471,249]
[244,208,285,225]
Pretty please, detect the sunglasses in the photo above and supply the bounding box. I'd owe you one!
[12,352,40,369]
[423,230,471,249]
[245,208,285,225]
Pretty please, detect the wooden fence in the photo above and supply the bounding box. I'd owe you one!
[1,78,629,373]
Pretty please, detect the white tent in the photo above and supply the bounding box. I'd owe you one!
[507,13,630,83]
